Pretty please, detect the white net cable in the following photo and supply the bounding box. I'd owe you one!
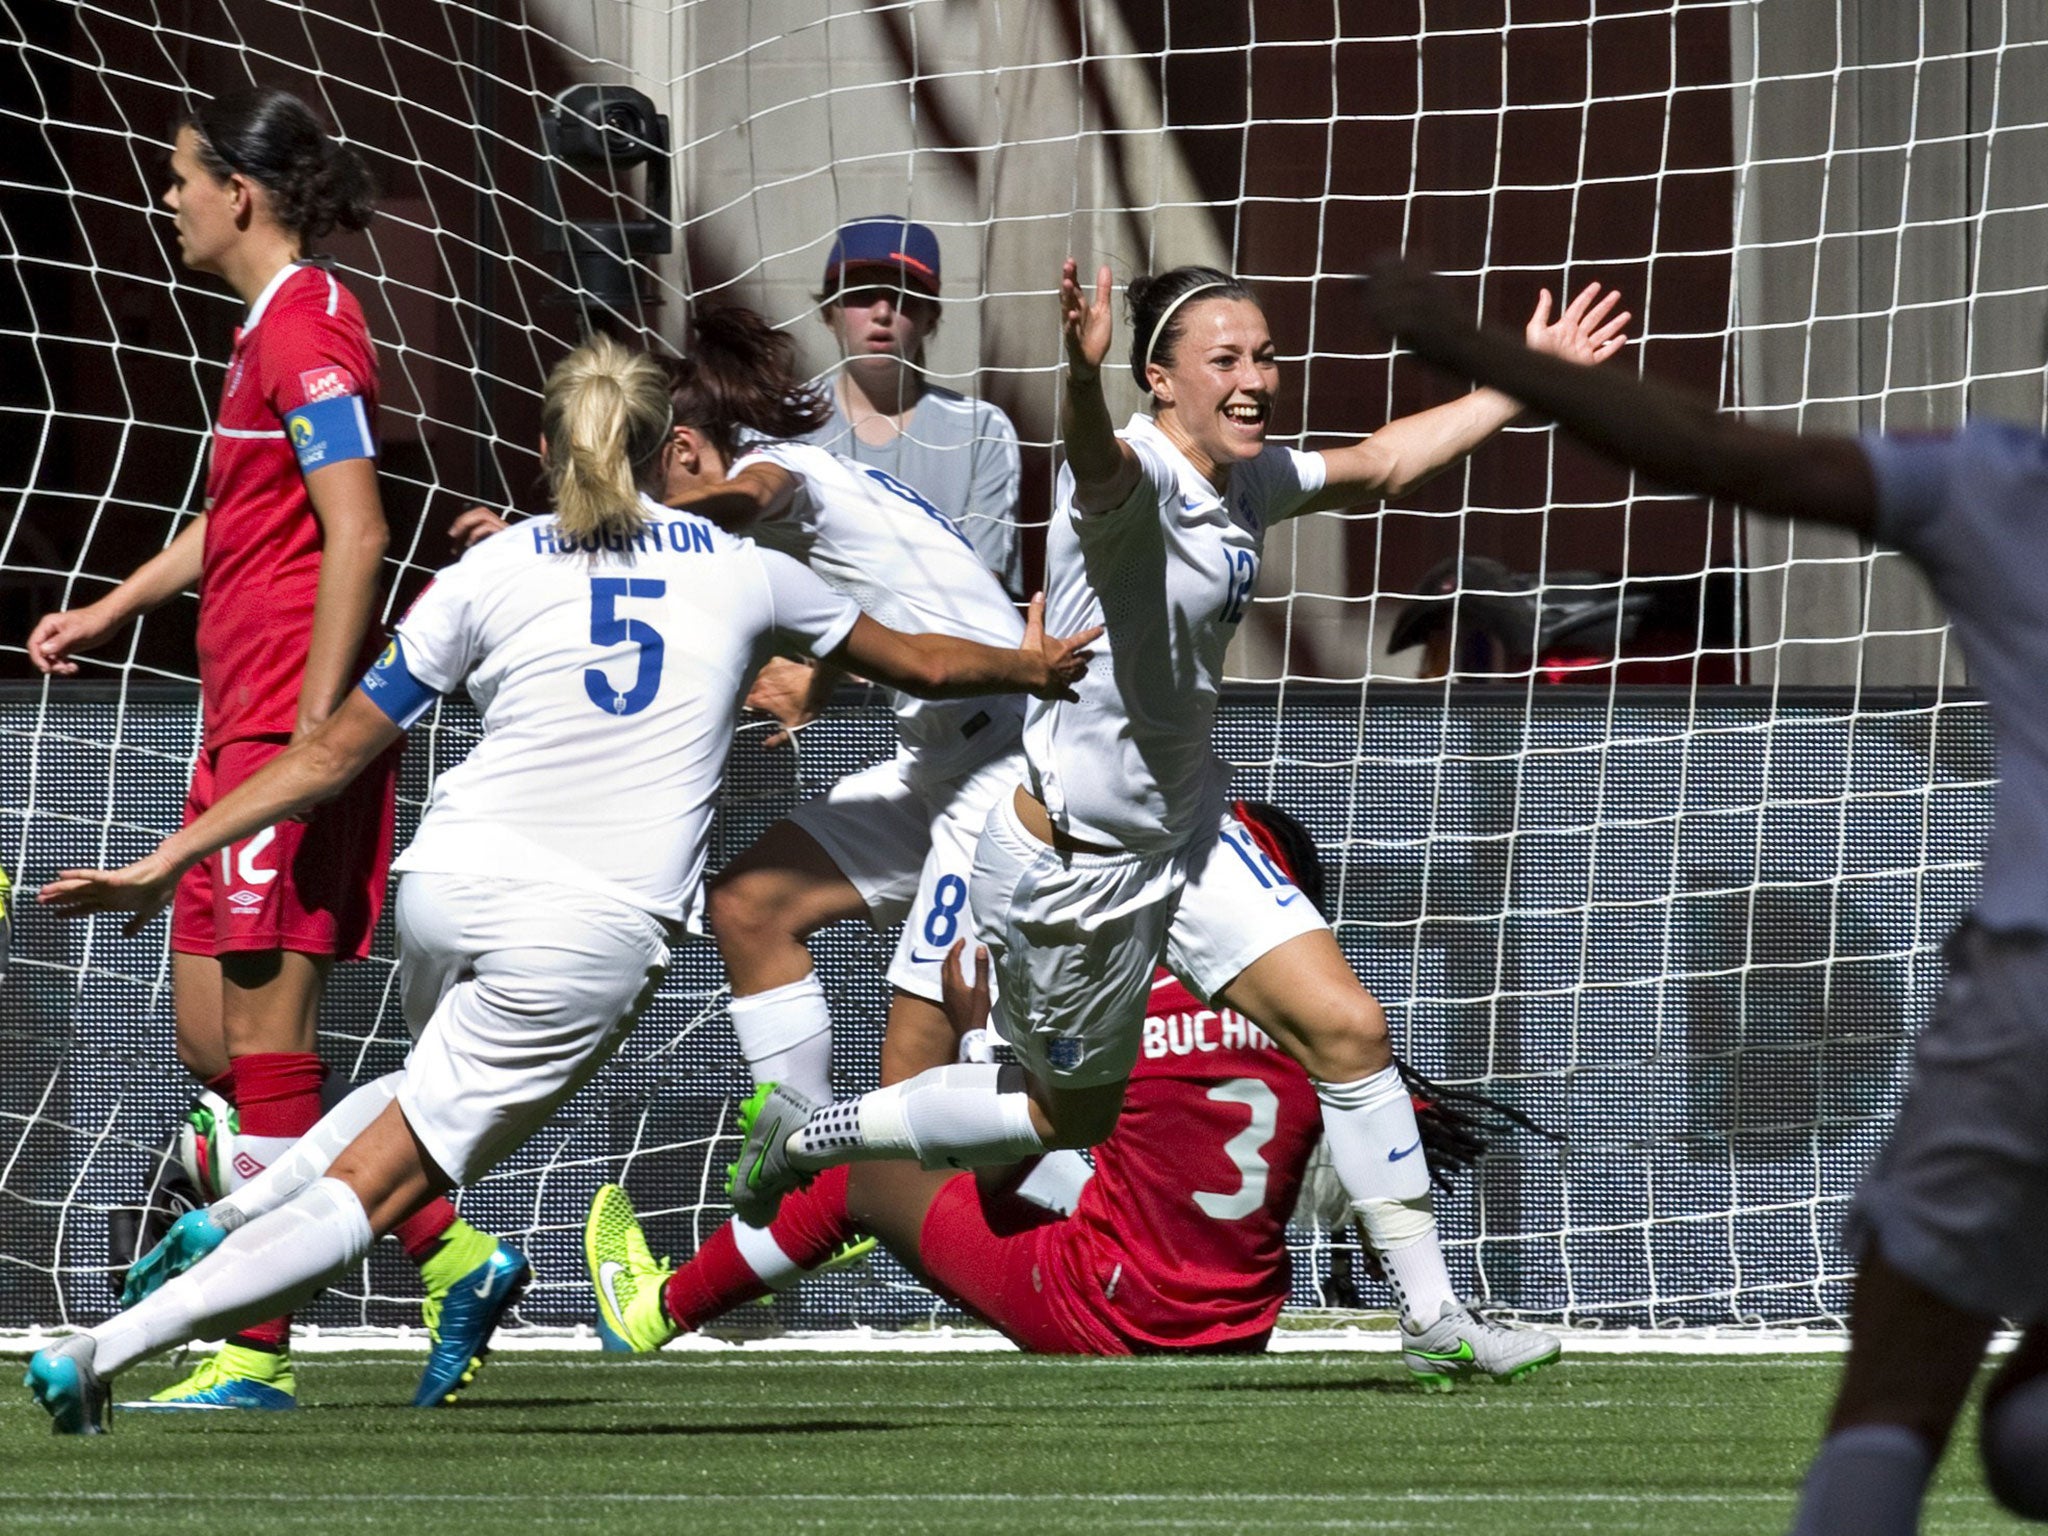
[0,1,2038,1339]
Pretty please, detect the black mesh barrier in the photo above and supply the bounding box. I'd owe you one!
[0,683,1990,1334]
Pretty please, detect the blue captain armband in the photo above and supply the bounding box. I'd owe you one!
[283,393,376,474]
[357,636,440,729]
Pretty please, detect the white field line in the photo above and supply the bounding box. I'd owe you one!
[0,1395,1810,1414]
[4,1324,1941,1356]
[0,1491,1797,1505]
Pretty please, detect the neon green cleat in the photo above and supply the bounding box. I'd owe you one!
[135,1343,295,1410]
[724,1082,816,1226]
[584,1184,680,1354]
[814,1235,877,1274]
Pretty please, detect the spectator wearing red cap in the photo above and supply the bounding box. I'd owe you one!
[801,216,1023,596]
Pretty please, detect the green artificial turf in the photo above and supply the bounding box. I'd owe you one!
[0,1349,2025,1534]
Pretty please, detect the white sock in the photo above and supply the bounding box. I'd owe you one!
[91,1177,374,1378]
[1316,1067,1457,1324]
[730,1215,805,1289]
[1013,1148,1094,1216]
[213,1073,402,1230]
[788,1063,1045,1172]
[729,974,834,1104]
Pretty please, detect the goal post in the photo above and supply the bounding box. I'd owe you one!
[0,1,2029,1340]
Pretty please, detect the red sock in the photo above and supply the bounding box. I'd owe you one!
[203,1068,235,1099]
[763,1166,855,1269]
[233,1315,292,1351]
[662,1226,766,1332]
[394,1198,460,1262]
[661,1169,855,1331]
[229,1052,327,1139]
[225,1052,326,1354]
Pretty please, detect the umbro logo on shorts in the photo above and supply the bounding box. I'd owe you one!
[228,891,264,910]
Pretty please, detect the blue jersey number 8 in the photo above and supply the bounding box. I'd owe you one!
[585,577,666,716]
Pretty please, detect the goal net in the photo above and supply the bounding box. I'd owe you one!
[1,0,2036,1341]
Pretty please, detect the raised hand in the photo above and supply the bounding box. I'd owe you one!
[1524,281,1630,367]
[1022,591,1103,700]
[1059,258,1116,381]
[40,850,181,937]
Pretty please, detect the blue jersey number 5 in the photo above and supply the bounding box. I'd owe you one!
[585,577,666,715]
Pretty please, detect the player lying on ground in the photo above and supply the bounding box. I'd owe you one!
[719,258,1624,1384]
[1364,260,2048,1532]
[21,334,1101,1436]
[589,801,1539,1368]
[453,305,1098,1277]
[25,85,517,1411]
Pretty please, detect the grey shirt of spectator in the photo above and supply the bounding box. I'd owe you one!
[1866,421,2048,933]
[801,387,1023,599]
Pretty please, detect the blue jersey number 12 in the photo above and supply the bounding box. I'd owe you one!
[585,577,666,715]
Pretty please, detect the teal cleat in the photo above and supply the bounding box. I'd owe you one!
[413,1242,529,1407]
[25,1336,110,1436]
[132,1344,294,1410]
[120,1208,228,1305]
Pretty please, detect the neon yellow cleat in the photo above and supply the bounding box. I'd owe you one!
[135,1343,295,1410]
[584,1184,680,1354]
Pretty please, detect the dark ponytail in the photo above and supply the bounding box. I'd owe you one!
[668,306,832,461]
[182,87,376,241]
[1126,265,1255,395]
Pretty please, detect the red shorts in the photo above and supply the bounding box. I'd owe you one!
[918,1174,1127,1356]
[170,736,400,960]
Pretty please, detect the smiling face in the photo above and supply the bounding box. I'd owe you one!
[161,126,244,275]
[1146,297,1279,479]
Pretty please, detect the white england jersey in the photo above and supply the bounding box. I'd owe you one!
[379,494,860,921]
[1025,413,1325,853]
[734,439,1025,780]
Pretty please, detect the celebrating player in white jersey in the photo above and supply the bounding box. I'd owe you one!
[22,334,1100,1435]
[725,259,1625,1386]
[641,307,1039,1111]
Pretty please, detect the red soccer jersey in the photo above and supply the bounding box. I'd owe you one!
[198,262,379,748]
[1041,970,1323,1350]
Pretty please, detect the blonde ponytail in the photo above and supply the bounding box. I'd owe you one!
[540,335,672,544]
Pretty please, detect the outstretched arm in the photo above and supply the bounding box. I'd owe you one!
[40,691,403,934]
[1363,261,1876,533]
[1059,260,1145,515]
[830,595,1101,703]
[1302,281,1632,513]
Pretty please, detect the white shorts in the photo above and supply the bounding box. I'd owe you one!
[968,792,1185,1089]
[393,872,669,1186]
[791,747,1023,1003]
[1167,811,1331,1001]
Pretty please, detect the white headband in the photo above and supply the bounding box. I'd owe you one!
[1142,280,1230,380]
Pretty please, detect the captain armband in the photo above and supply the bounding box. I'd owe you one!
[356,636,440,730]
[282,393,376,474]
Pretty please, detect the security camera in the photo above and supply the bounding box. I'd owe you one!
[537,82,675,330]
[550,85,665,168]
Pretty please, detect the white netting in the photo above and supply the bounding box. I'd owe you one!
[0,1,2038,1338]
